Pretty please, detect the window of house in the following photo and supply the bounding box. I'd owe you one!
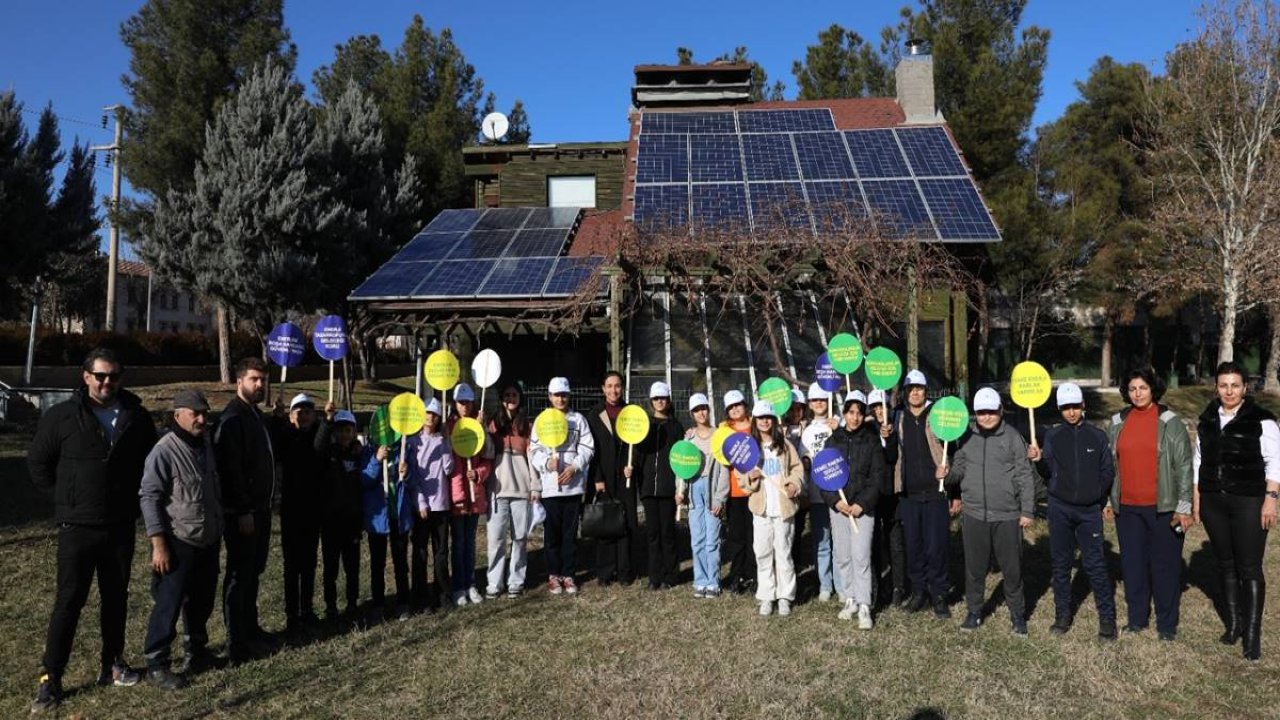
[548,175,596,208]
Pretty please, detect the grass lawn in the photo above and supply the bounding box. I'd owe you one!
[2,387,1280,718]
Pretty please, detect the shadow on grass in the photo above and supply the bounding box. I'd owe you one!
[0,454,53,529]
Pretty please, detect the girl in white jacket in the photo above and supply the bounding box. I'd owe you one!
[529,377,596,595]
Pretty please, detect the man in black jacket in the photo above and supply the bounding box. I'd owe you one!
[215,357,277,663]
[586,371,639,585]
[1029,382,1117,640]
[27,348,158,714]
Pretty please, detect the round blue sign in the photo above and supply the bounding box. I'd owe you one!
[724,432,762,474]
[811,447,850,492]
[815,352,842,392]
[312,315,348,361]
[266,322,306,367]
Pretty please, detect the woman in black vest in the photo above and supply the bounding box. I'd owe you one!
[1194,361,1280,661]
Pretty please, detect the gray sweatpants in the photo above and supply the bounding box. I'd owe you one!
[830,509,876,605]
[961,514,1025,620]
[486,497,530,594]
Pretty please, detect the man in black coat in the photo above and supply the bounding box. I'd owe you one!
[27,348,158,714]
[586,371,639,585]
[215,357,277,664]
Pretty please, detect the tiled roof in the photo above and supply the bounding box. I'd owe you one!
[116,259,151,277]
[743,97,906,130]
[568,209,625,257]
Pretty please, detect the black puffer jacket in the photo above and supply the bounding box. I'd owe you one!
[215,396,277,516]
[636,414,684,499]
[27,386,158,525]
[820,424,884,512]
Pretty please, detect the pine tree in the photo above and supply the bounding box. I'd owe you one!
[46,142,105,326]
[504,100,531,144]
[791,24,894,100]
[0,98,61,319]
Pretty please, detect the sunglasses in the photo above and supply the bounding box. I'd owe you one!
[89,371,121,382]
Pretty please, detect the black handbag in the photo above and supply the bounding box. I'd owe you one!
[581,494,626,540]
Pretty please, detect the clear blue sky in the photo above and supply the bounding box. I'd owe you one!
[4,0,1200,219]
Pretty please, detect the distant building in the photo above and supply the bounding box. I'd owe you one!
[83,260,214,335]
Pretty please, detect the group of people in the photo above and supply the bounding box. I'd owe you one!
[23,348,1277,713]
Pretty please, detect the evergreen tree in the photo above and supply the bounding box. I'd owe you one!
[46,142,105,326]
[504,100,531,144]
[791,24,894,100]
[673,47,785,101]
[0,98,61,319]
[312,34,391,107]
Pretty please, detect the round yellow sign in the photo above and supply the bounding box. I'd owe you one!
[710,425,735,466]
[451,416,486,458]
[424,349,460,391]
[534,408,569,448]
[616,404,650,445]
[1010,361,1052,409]
[388,392,426,436]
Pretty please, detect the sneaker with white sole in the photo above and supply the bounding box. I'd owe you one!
[562,577,579,595]
[838,599,857,621]
[468,587,484,604]
[778,599,792,617]
[548,576,563,595]
[693,588,706,599]
[452,591,469,607]
[818,590,833,603]
[97,661,141,687]
[759,600,773,616]
[857,604,874,630]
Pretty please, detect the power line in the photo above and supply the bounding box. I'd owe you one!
[18,105,113,131]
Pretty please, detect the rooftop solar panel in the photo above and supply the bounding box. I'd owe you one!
[692,184,749,230]
[805,180,867,231]
[472,207,532,231]
[395,232,465,262]
[749,183,811,231]
[635,185,690,229]
[544,256,606,296]
[422,208,482,234]
[741,134,800,181]
[845,129,910,179]
[642,111,736,135]
[415,259,497,298]
[477,256,558,297]
[445,229,515,260]
[690,134,744,182]
[349,261,435,299]
[507,228,569,257]
[637,134,689,183]
[524,206,581,229]
[862,180,938,240]
[738,108,835,133]
[919,178,1000,240]
[896,126,967,177]
[794,132,856,180]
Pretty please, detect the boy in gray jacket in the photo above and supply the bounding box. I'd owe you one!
[940,387,1036,636]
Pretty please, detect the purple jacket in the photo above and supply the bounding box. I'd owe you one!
[407,430,454,513]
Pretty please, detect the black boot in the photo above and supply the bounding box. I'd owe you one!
[1242,579,1264,661]
[1220,572,1242,645]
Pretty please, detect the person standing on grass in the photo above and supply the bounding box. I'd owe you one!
[741,400,805,617]
[530,377,596,595]
[446,384,493,607]
[720,389,758,595]
[216,357,278,664]
[1027,383,1117,641]
[940,388,1036,637]
[277,393,333,636]
[681,393,729,599]
[784,389,811,574]
[586,371,638,586]
[138,389,222,690]
[485,384,533,599]
[365,438,415,621]
[823,393,883,629]
[28,348,157,713]
[403,399,452,612]
[321,410,364,622]
[1107,367,1193,641]
[894,370,952,620]
[868,388,906,609]
[1193,361,1279,661]
[636,381,683,590]
[800,382,840,603]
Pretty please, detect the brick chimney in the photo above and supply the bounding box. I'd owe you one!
[896,43,943,124]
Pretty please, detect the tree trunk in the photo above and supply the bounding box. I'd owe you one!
[216,302,232,384]
[1266,304,1280,394]
[1101,315,1114,387]
[1219,275,1239,364]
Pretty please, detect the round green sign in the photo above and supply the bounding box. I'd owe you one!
[827,333,864,375]
[757,377,793,417]
[928,395,970,442]
[669,440,704,480]
[368,405,400,447]
[864,347,903,391]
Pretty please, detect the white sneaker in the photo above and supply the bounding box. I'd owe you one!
[759,601,773,617]
[818,590,833,603]
[858,604,874,630]
[778,599,792,617]
[467,587,484,604]
[452,591,469,607]
[838,599,857,621]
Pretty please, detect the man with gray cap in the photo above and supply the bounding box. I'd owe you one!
[139,390,223,689]
[941,387,1036,636]
[1028,383,1117,639]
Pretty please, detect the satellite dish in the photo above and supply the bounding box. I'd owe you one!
[482,112,510,142]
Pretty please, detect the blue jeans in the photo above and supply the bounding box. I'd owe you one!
[450,514,479,593]
[810,502,837,595]
[688,478,722,590]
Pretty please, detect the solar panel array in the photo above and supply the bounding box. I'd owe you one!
[633,109,1000,242]
[349,207,606,301]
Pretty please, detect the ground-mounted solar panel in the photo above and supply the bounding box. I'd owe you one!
[862,180,938,240]
[349,261,435,299]
[738,108,835,133]
[472,207,532,231]
[919,178,1000,241]
[477,256,558,297]
[806,180,867,232]
[642,111,736,135]
[506,228,569,257]
[690,134,744,182]
[896,126,967,177]
[635,185,690,228]
[845,129,910,179]
[692,184,749,230]
[794,132,856,180]
[749,182,811,231]
[445,229,515,260]
[524,206,581,229]
[421,208,482,234]
[544,256,606,296]
[415,259,497,298]
[636,134,689,183]
[741,134,799,181]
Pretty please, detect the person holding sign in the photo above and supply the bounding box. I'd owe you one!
[530,378,596,595]
[867,388,907,609]
[361,419,415,622]
[278,393,335,635]
[635,382,684,591]
[681,393,729,598]
[1107,367,1193,641]
[892,370,953,619]
[1026,383,1117,640]
[822,394,885,629]
[740,401,805,617]
[446,383,493,606]
[320,410,364,623]
[939,388,1036,636]
[719,390,758,595]
[403,399,453,612]
[801,383,841,603]
[484,384,534,600]
[585,371,639,587]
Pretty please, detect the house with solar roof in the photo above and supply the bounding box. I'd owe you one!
[349,50,1000,411]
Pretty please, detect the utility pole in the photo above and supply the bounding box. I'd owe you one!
[91,105,124,332]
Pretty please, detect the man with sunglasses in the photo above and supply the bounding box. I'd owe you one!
[28,348,158,713]
[1028,382,1118,640]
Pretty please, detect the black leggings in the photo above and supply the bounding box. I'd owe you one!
[1200,492,1268,583]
